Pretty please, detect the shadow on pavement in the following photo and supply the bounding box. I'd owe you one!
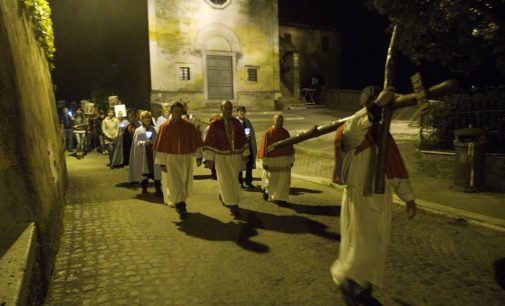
[239,208,340,241]
[0,223,27,258]
[392,298,415,306]
[274,201,341,217]
[175,212,269,253]
[115,182,138,189]
[133,193,165,205]
[242,185,261,192]
[289,187,323,195]
[193,174,215,180]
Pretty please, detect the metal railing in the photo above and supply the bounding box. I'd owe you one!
[420,105,505,154]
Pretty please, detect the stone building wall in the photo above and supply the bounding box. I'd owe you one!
[278,23,340,90]
[0,0,66,298]
[319,88,361,111]
[148,0,280,110]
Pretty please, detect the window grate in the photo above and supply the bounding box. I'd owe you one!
[247,68,258,82]
[179,67,190,80]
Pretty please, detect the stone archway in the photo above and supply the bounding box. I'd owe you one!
[194,23,242,53]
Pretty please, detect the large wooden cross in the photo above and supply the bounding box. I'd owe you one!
[374,24,401,194]
[268,25,458,194]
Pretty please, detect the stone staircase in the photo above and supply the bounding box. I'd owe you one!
[278,82,307,110]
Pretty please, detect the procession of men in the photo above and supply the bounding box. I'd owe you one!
[147,89,418,305]
[151,100,296,221]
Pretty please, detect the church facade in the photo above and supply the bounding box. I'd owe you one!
[147,0,339,110]
[148,0,281,109]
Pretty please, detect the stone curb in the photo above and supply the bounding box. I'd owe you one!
[0,222,37,306]
[289,172,505,233]
[293,146,333,159]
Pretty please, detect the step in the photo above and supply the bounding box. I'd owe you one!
[0,222,37,306]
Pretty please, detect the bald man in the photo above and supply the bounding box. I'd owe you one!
[203,100,250,218]
[258,113,295,205]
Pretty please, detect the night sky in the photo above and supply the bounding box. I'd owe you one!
[279,0,455,91]
[49,0,454,107]
[50,0,150,108]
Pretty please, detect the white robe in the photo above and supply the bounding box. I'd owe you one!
[330,107,415,288]
[154,115,168,132]
[204,148,250,206]
[155,149,202,205]
[261,155,294,202]
[110,119,130,166]
[128,126,161,183]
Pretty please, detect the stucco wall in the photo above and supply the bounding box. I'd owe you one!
[319,88,361,111]
[0,0,66,296]
[148,0,280,109]
[279,24,340,89]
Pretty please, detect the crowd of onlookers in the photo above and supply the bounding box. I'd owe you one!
[57,100,261,191]
[60,100,298,203]
[58,100,150,162]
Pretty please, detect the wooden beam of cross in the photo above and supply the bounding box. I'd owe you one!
[374,25,450,194]
[266,78,457,153]
[373,24,400,194]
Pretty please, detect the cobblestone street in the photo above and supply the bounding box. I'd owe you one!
[45,152,505,305]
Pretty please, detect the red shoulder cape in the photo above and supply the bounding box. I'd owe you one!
[153,118,203,154]
[203,116,249,154]
[258,127,294,158]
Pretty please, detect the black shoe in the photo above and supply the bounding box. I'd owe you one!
[229,205,241,218]
[154,180,162,198]
[358,295,382,306]
[179,211,188,220]
[175,202,188,220]
[339,279,381,306]
[277,200,289,207]
[262,189,268,201]
[246,183,255,189]
[339,288,359,306]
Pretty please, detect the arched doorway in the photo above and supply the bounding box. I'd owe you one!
[194,23,242,101]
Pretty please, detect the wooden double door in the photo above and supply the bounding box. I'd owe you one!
[207,55,233,100]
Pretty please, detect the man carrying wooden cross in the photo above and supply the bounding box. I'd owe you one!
[330,86,417,306]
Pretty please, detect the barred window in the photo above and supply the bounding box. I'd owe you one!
[247,68,258,82]
[179,67,190,80]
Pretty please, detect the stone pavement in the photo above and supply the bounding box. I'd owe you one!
[44,152,505,305]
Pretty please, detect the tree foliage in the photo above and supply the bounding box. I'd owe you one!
[19,0,55,69]
[365,0,505,76]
